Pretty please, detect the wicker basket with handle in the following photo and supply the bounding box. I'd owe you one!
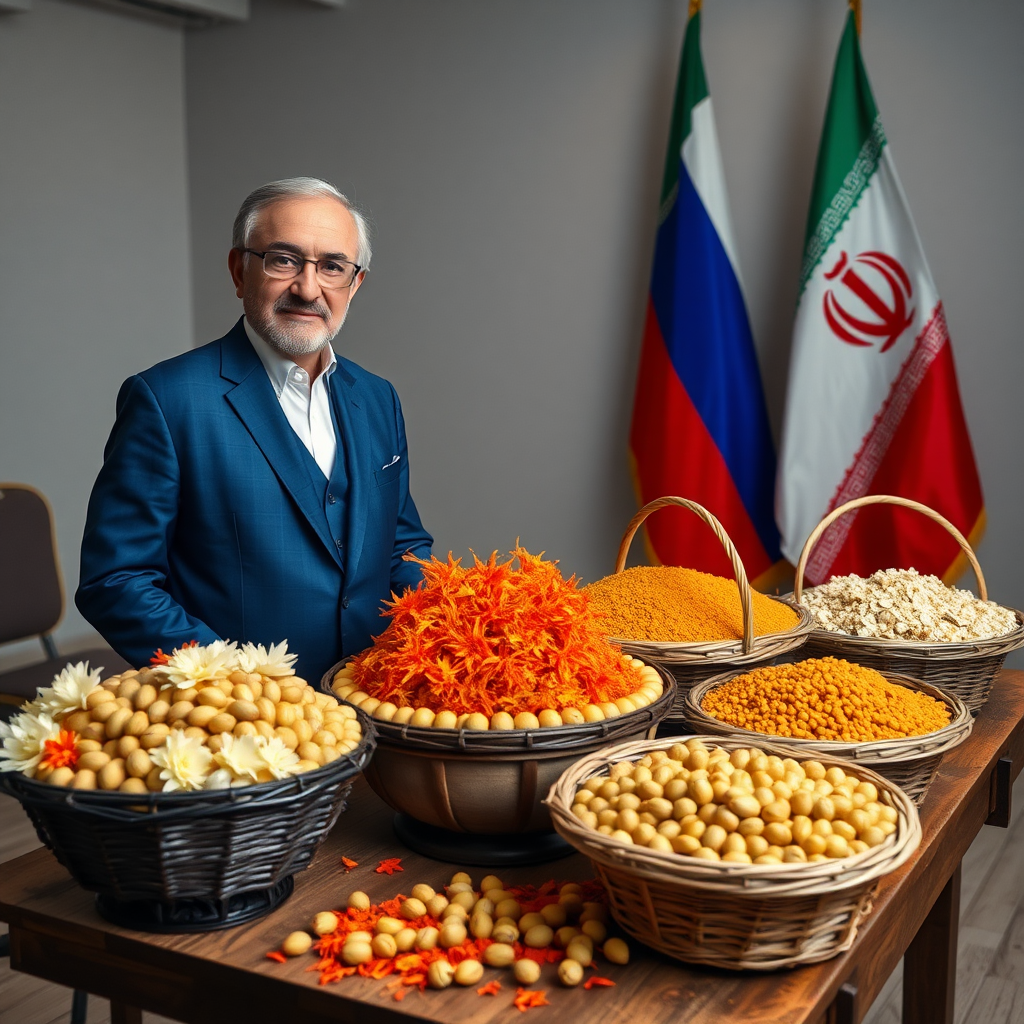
[684,668,972,805]
[605,496,815,714]
[793,494,1024,715]
[544,734,920,971]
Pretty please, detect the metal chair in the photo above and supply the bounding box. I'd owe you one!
[0,483,133,1024]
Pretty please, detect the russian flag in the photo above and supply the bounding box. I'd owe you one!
[629,2,783,589]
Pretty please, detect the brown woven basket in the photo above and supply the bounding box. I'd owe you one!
[605,497,815,713]
[320,660,677,834]
[793,495,1024,715]
[684,668,972,806]
[544,734,921,971]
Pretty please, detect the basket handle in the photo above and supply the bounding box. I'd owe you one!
[615,496,754,653]
[793,494,987,602]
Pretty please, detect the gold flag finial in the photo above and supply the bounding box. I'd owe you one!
[849,0,862,36]
[688,0,702,18]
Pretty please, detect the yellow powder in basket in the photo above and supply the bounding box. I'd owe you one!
[584,566,799,642]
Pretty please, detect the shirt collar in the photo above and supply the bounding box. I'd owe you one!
[243,316,337,397]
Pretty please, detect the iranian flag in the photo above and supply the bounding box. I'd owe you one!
[776,6,984,584]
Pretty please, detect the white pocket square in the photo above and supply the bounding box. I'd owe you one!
[382,455,401,470]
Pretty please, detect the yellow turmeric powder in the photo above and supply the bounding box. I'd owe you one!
[701,657,950,741]
[583,566,799,642]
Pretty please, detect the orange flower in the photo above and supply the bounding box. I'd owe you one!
[150,639,197,665]
[40,730,80,770]
[584,976,615,989]
[514,987,551,1011]
[477,981,502,996]
[350,548,642,717]
[341,857,359,872]
[375,857,403,875]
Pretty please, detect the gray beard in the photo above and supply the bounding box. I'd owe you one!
[247,299,347,358]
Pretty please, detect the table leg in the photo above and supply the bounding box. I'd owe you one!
[902,861,961,1024]
[110,1001,142,1024]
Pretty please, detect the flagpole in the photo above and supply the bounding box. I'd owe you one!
[849,0,861,36]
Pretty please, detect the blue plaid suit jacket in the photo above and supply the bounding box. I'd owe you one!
[76,319,433,683]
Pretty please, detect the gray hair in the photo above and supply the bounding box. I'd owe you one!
[231,177,372,269]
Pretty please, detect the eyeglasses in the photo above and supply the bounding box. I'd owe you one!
[244,249,363,289]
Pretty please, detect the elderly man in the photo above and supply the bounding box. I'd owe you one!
[76,177,433,682]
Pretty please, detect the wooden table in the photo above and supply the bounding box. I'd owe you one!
[1,672,1021,1024]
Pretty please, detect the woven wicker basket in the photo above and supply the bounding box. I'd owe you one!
[0,707,375,932]
[684,669,972,806]
[545,734,921,971]
[793,495,1024,715]
[320,661,676,835]
[606,497,815,713]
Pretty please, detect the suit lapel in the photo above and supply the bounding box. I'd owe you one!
[220,322,342,568]
[330,364,369,581]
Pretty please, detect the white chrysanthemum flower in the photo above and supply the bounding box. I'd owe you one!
[236,640,297,679]
[149,732,214,792]
[255,735,302,781]
[0,710,60,774]
[155,640,239,689]
[34,661,104,719]
[213,734,265,783]
[204,768,234,790]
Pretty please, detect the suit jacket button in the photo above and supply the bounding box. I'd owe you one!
[328,493,336,504]
[336,538,343,549]
[342,596,350,608]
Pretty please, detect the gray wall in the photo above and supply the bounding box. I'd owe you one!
[0,0,192,669]
[185,0,1024,619]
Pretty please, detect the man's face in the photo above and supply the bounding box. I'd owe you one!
[228,196,364,358]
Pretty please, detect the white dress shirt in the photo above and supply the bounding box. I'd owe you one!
[244,318,338,480]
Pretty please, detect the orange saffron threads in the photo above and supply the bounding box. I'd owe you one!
[150,640,197,665]
[352,547,643,716]
[40,730,80,770]
[514,988,551,1011]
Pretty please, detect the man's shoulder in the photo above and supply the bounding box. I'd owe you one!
[136,323,243,389]
[334,354,398,397]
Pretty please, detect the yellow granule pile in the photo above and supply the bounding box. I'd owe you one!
[701,657,951,741]
[583,565,799,642]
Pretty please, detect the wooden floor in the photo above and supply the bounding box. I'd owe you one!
[1,775,1022,1024]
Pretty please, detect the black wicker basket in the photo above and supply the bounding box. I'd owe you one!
[0,707,375,932]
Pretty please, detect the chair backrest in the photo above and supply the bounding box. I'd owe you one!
[0,484,64,645]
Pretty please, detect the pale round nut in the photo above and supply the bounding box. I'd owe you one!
[603,937,630,964]
[341,941,373,966]
[281,931,312,957]
[483,943,516,968]
[513,958,541,984]
[453,959,484,986]
[558,958,585,987]
[312,912,339,936]
[400,898,427,921]
[347,891,370,911]
[427,960,455,989]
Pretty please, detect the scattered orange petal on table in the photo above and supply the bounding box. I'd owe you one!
[514,988,551,1011]
[375,857,404,875]
[341,857,359,872]
[584,976,615,989]
[477,981,502,996]
[265,951,287,963]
